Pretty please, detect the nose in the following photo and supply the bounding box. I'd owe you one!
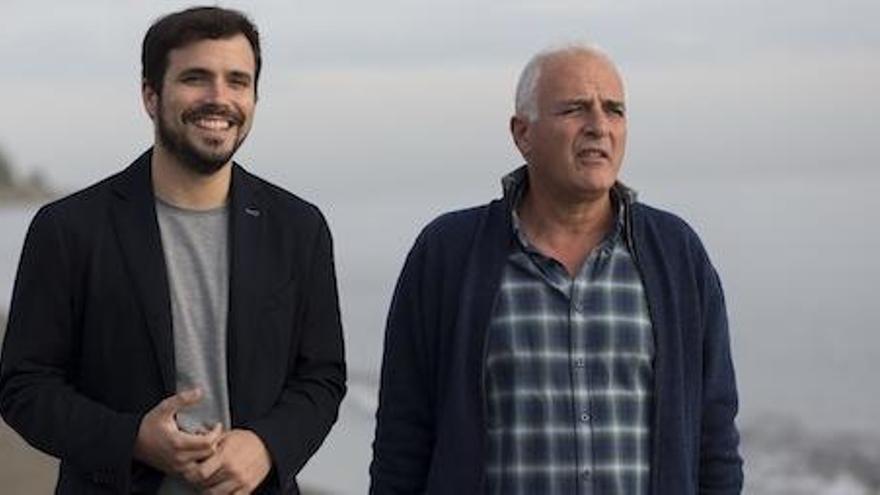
[205,77,231,102]
[583,106,609,138]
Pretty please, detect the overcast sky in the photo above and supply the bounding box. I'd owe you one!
[2,0,878,189]
[2,1,879,490]
[2,0,879,436]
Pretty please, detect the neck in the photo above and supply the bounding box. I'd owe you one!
[518,183,615,276]
[150,144,231,210]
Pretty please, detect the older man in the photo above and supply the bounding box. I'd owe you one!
[370,44,743,494]
[0,7,345,494]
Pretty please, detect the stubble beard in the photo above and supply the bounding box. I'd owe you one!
[155,97,248,176]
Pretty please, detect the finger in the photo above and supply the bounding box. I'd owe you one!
[197,450,225,485]
[181,462,205,485]
[181,422,223,456]
[173,442,216,463]
[203,478,242,495]
[170,429,219,453]
[203,422,223,448]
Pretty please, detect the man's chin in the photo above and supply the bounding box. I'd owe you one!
[187,137,242,170]
[175,146,234,175]
[192,156,232,175]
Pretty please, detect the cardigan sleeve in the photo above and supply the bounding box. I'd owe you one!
[370,230,437,494]
[698,263,744,494]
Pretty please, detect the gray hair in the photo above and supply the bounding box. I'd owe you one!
[514,42,618,122]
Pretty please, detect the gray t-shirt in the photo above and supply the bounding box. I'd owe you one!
[155,198,231,494]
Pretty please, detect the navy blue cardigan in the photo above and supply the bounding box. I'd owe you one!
[370,186,743,494]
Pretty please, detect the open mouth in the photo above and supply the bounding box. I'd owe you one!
[192,116,234,131]
[184,105,244,132]
[577,148,609,160]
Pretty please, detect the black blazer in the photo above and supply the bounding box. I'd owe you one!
[0,150,346,493]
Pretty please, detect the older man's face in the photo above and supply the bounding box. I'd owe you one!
[513,52,627,203]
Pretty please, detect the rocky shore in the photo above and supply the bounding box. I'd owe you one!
[0,183,56,205]
[743,414,880,494]
[0,149,56,206]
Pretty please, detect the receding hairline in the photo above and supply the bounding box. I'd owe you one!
[514,43,624,120]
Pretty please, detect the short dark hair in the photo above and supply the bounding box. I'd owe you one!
[141,6,261,95]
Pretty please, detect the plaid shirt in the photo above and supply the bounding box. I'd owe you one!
[484,171,654,494]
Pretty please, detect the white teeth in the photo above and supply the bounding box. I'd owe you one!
[194,118,231,130]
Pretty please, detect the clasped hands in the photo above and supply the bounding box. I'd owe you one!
[133,389,271,494]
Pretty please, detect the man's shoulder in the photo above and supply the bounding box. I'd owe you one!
[416,200,501,246]
[33,167,130,224]
[631,200,716,272]
[234,165,326,227]
[632,201,703,243]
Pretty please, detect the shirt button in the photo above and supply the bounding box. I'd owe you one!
[574,358,585,368]
[580,412,591,422]
[582,469,591,479]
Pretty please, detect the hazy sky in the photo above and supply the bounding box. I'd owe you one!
[2,1,880,491]
[2,0,879,435]
[2,0,878,188]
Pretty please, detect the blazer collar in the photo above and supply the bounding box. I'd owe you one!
[226,162,270,423]
[109,149,268,398]
[110,149,176,392]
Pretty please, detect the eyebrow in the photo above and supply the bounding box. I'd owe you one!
[556,97,626,112]
[177,67,213,79]
[177,67,253,83]
[227,70,253,83]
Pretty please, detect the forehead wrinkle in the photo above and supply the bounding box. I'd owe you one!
[559,94,620,104]
[547,85,624,107]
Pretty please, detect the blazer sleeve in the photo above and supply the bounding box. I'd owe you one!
[0,206,142,492]
[370,231,436,494]
[242,211,347,491]
[699,264,744,493]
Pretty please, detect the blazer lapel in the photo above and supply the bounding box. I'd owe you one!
[110,149,176,394]
[226,164,267,423]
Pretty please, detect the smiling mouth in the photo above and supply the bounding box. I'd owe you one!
[184,104,244,132]
[192,116,234,131]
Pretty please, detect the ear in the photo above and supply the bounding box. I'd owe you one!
[510,115,532,159]
[142,80,159,121]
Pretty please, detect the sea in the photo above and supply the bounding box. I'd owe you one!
[1,175,878,493]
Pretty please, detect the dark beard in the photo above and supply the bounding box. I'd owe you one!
[156,100,246,176]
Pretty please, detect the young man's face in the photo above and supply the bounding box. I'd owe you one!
[144,34,257,175]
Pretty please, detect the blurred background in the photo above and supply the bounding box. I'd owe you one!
[1,0,878,493]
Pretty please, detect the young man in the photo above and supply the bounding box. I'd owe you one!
[371,45,743,494]
[0,7,345,494]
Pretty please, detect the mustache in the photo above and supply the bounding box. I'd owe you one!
[182,103,244,126]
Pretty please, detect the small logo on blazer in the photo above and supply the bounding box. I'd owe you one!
[244,207,261,217]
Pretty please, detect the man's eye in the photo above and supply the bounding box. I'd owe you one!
[607,105,626,117]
